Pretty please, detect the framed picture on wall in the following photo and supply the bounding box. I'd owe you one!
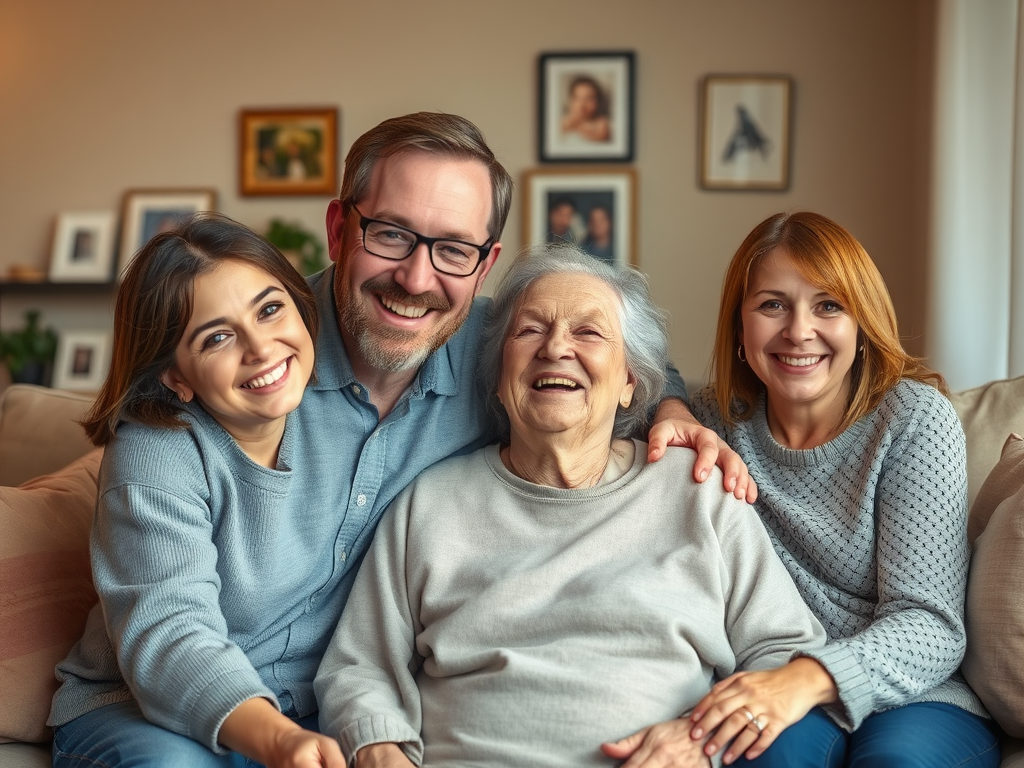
[48,211,116,282]
[239,107,339,196]
[53,330,110,392]
[522,168,637,266]
[538,51,635,163]
[118,188,217,277]
[700,75,792,190]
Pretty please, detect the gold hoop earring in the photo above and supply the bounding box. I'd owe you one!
[737,344,747,363]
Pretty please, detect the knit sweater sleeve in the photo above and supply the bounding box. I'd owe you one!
[92,425,278,753]
[315,487,424,765]
[707,489,828,675]
[803,385,971,729]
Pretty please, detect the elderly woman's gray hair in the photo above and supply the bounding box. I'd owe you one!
[480,243,669,441]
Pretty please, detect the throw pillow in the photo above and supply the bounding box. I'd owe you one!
[0,448,101,744]
[962,433,1024,738]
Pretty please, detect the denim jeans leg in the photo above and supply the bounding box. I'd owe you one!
[52,700,243,768]
[735,706,846,768]
[848,702,1001,768]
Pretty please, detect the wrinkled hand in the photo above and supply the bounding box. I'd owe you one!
[647,399,757,503]
[689,659,837,764]
[355,742,416,768]
[602,718,711,767]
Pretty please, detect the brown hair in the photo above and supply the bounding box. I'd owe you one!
[338,112,513,241]
[82,212,319,445]
[711,211,946,433]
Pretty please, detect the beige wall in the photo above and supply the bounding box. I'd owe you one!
[0,0,935,387]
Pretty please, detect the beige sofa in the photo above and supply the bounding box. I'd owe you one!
[2,380,1024,767]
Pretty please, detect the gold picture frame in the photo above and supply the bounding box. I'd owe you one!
[239,107,339,196]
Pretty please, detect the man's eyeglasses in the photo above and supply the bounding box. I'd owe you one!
[353,205,493,277]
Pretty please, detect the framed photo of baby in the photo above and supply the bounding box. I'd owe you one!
[538,51,635,163]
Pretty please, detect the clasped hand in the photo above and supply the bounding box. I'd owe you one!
[687,658,838,764]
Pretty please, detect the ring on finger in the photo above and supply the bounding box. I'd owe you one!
[740,707,756,724]
[748,714,768,734]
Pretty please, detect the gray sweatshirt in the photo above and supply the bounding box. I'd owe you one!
[315,441,826,767]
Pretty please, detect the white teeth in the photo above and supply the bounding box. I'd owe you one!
[381,296,427,318]
[534,377,579,389]
[778,355,822,367]
[243,359,288,389]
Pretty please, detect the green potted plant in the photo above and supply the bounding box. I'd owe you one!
[264,218,327,276]
[0,309,58,386]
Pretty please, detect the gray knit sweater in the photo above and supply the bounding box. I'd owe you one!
[691,380,986,729]
[315,441,826,767]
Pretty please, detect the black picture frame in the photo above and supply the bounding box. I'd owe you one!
[538,51,635,163]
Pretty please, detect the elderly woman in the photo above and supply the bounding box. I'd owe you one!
[313,244,825,768]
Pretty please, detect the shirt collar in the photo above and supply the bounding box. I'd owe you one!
[307,265,459,398]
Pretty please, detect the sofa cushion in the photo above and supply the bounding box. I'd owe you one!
[0,385,94,487]
[950,374,1024,508]
[0,448,101,744]
[962,433,1024,738]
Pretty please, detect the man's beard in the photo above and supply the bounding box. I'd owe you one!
[339,275,472,374]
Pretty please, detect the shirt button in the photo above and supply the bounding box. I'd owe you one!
[352,385,362,395]
[356,493,367,506]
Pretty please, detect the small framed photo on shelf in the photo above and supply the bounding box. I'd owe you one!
[700,75,792,190]
[522,168,637,266]
[48,211,116,282]
[538,51,635,163]
[53,330,110,392]
[118,188,217,277]
[239,107,339,196]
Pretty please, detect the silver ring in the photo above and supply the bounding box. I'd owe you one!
[751,714,768,733]
[740,707,756,724]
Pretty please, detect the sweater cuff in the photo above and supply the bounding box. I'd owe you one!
[340,714,423,767]
[796,644,873,731]
[190,668,280,753]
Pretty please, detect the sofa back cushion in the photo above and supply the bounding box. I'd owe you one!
[963,433,1024,738]
[950,374,1024,508]
[0,385,94,487]
[0,448,101,743]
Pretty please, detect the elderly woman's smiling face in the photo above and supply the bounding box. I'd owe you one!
[499,271,635,443]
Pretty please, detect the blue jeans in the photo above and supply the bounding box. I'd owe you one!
[736,703,1001,768]
[52,700,322,768]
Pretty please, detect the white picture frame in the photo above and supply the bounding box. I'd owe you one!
[53,330,110,392]
[48,211,117,282]
[522,168,637,266]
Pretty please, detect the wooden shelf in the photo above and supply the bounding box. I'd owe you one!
[0,281,115,294]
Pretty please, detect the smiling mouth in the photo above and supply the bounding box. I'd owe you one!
[380,295,428,319]
[534,377,580,391]
[242,358,289,389]
[775,354,823,367]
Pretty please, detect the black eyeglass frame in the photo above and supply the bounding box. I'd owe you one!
[352,204,494,277]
